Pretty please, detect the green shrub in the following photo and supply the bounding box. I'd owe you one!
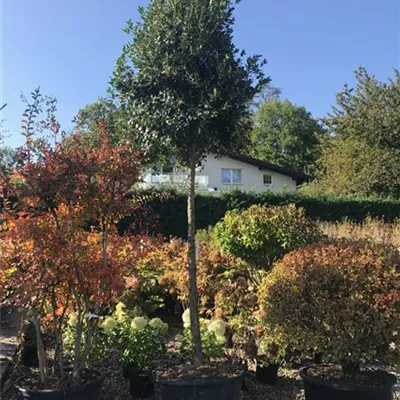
[214,204,321,271]
[258,239,400,373]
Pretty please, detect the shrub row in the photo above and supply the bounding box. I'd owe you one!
[119,190,400,238]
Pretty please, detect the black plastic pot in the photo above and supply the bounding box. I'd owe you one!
[16,371,104,400]
[255,361,279,385]
[20,321,39,367]
[154,371,244,400]
[299,365,397,400]
[20,346,39,367]
[128,373,154,399]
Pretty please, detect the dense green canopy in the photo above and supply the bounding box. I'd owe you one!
[310,67,400,198]
[249,99,324,175]
[111,0,268,165]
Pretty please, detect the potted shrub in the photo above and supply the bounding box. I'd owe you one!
[0,91,142,399]
[20,320,39,367]
[255,357,279,386]
[254,333,286,386]
[119,312,169,399]
[213,204,320,380]
[258,239,400,400]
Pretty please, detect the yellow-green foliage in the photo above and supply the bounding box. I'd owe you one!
[214,204,321,269]
[258,239,400,369]
[320,217,400,249]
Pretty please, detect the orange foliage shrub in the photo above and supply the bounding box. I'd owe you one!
[258,239,400,370]
[0,90,143,383]
[125,237,238,315]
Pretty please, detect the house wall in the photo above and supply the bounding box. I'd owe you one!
[200,154,297,192]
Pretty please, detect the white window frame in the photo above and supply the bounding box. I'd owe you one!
[221,168,242,185]
[263,174,273,186]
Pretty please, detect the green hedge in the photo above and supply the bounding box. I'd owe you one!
[120,190,400,239]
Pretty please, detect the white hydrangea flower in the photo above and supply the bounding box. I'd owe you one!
[131,316,148,330]
[115,302,127,322]
[149,318,168,334]
[174,334,185,343]
[200,318,211,327]
[216,335,226,345]
[182,309,191,328]
[208,319,226,338]
[67,312,78,327]
[101,316,118,332]
[115,302,126,312]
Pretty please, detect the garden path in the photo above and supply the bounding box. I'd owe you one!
[0,309,20,386]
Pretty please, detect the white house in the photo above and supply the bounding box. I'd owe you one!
[142,153,308,193]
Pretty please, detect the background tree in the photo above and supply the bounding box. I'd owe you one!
[0,147,16,214]
[75,98,175,168]
[252,83,281,109]
[0,146,16,180]
[72,98,127,148]
[0,102,13,179]
[308,67,400,198]
[112,0,267,365]
[248,99,324,175]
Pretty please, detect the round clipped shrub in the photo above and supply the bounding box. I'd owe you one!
[214,204,321,269]
[258,239,400,373]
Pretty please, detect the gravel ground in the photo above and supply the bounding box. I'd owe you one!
[0,308,21,391]
[96,349,131,400]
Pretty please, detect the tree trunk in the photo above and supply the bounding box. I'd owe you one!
[33,309,47,384]
[72,287,83,383]
[51,290,65,378]
[187,154,203,366]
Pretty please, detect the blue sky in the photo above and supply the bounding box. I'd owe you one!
[1,0,399,148]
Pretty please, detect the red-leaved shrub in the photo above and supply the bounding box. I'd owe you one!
[258,239,400,372]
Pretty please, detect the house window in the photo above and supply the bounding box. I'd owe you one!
[221,168,242,184]
[161,165,174,174]
[151,166,174,175]
[263,174,272,185]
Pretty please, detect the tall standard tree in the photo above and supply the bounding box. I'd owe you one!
[112,0,267,365]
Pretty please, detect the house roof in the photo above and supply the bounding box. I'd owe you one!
[229,153,310,184]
